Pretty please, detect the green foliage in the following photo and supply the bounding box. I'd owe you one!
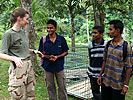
[64,36,71,46]
[0,0,49,34]
[42,0,68,18]
[0,0,132,99]
[32,0,49,32]
[56,18,72,36]
[0,34,2,40]
[0,0,132,44]
[0,0,19,31]
[76,34,88,43]
[104,10,133,43]
[75,15,86,35]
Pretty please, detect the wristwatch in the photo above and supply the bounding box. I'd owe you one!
[32,49,35,54]
[124,85,129,89]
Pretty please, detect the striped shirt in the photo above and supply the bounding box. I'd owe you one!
[103,40,132,90]
[88,39,106,78]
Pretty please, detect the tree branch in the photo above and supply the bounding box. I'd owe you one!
[108,7,127,14]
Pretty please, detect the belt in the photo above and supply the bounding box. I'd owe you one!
[22,57,30,61]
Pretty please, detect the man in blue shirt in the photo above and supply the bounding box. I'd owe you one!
[38,19,69,100]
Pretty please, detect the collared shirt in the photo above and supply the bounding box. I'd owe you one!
[38,34,69,72]
[103,40,132,90]
[88,39,106,78]
[0,28,30,58]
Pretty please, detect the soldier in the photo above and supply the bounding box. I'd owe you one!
[0,8,43,100]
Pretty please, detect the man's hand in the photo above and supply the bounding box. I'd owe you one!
[121,86,128,95]
[49,55,58,61]
[33,50,44,58]
[13,57,23,68]
[97,76,102,85]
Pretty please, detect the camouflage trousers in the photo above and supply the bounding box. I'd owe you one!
[8,60,36,100]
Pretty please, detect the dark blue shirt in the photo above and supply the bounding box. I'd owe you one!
[38,34,69,72]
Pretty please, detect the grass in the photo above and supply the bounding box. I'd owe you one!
[0,60,10,98]
[0,59,133,100]
[126,76,133,100]
[0,59,78,100]
[0,41,132,100]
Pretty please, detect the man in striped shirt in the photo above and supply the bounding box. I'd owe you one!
[97,20,132,100]
[88,26,106,100]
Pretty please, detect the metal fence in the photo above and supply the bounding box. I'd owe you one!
[64,47,93,100]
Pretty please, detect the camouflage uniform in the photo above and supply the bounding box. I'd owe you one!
[1,29,36,100]
[8,59,36,100]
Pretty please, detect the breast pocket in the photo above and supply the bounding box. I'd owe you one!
[57,45,63,55]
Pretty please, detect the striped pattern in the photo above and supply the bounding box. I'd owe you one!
[103,40,132,90]
[88,39,106,78]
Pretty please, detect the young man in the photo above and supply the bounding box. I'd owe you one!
[97,20,132,100]
[0,8,43,100]
[38,19,69,100]
[88,26,106,100]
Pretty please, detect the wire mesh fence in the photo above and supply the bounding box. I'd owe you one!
[64,47,93,99]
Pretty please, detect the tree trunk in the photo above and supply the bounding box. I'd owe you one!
[70,15,75,52]
[21,0,38,70]
[93,0,105,29]
[86,8,89,43]
[68,0,75,52]
[94,9,105,29]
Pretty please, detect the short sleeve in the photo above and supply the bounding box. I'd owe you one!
[125,44,133,68]
[103,42,108,62]
[62,37,69,52]
[0,32,11,54]
[38,37,43,53]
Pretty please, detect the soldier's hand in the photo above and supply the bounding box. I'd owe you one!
[13,57,23,68]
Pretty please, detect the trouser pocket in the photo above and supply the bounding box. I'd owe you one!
[8,86,24,99]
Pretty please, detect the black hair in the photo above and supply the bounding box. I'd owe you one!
[93,26,104,34]
[47,19,57,28]
[108,20,124,34]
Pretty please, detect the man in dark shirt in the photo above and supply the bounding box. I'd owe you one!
[38,19,69,100]
[88,26,106,100]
